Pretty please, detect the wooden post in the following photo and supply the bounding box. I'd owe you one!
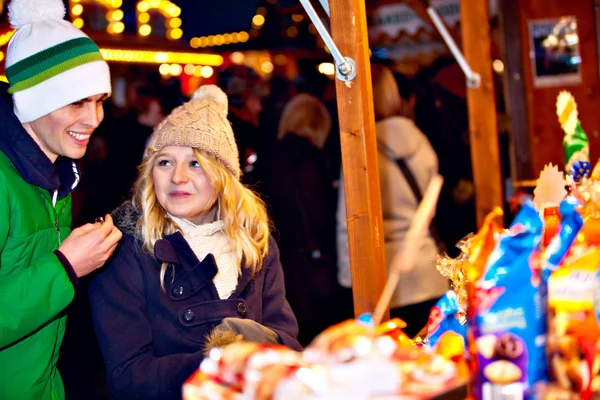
[329,0,389,317]
[459,0,504,225]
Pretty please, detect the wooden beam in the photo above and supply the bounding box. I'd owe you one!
[498,0,534,181]
[329,0,389,317]
[459,0,503,225]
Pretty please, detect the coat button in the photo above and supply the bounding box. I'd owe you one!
[172,286,184,297]
[237,302,248,316]
[183,309,195,322]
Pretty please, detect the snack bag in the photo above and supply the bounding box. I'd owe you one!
[425,291,467,357]
[547,248,600,399]
[472,202,546,400]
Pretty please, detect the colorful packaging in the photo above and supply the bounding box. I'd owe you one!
[547,248,600,399]
[425,291,467,356]
[544,197,584,277]
[471,202,546,400]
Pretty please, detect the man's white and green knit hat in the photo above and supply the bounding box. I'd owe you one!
[6,0,111,123]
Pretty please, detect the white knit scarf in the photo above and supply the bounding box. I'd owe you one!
[169,215,240,299]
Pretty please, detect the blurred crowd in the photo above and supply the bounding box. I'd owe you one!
[60,57,502,399]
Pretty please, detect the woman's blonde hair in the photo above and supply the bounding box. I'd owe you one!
[133,148,270,291]
[277,93,332,149]
[371,64,402,121]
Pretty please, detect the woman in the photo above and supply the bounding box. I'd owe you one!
[89,85,300,400]
[337,65,448,337]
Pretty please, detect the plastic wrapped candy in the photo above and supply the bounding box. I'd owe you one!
[546,248,600,399]
[424,291,467,358]
[470,202,547,400]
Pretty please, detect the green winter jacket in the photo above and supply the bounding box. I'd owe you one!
[0,84,78,400]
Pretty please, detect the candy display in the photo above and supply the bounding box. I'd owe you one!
[183,318,468,400]
[181,91,600,398]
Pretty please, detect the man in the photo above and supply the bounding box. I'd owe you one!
[0,0,122,398]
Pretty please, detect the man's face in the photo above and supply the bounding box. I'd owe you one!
[23,93,108,162]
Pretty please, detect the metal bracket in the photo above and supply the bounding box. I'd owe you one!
[426,6,481,88]
[298,0,356,82]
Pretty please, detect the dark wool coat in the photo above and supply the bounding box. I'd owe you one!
[89,209,301,400]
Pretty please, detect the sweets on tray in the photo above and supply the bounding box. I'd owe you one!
[183,318,467,400]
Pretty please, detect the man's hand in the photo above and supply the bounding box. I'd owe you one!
[58,214,122,277]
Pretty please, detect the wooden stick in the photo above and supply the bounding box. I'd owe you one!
[372,175,444,326]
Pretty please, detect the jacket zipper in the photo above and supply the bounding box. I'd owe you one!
[52,190,62,245]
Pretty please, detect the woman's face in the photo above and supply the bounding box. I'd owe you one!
[152,146,215,224]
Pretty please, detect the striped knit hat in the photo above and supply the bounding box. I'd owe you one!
[6,0,111,123]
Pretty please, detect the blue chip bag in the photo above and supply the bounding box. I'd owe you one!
[543,197,583,280]
[425,291,467,352]
[472,201,546,400]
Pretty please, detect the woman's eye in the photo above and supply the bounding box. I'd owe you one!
[70,101,84,108]
[190,161,200,168]
[157,159,171,166]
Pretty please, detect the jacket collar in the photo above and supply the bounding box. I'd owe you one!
[154,231,254,296]
[0,82,80,199]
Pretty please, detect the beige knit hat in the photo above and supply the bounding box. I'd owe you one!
[147,85,240,179]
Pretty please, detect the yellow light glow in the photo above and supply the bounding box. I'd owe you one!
[223,33,232,44]
[73,18,84,29]
[169,18,182,28]
[169,64,182,76]
[200,66,213,78]
[71,4,83,16]
[111,10,124,21]
[184,64,195,75]
[231,33,239,44]
[100,48,224,66]
[199,37,208,47]
[318,62,335,76]
[168,28,183,40]
[138,12,150,23]
[0,52,4,62]
[149,0,160,7]
[139,24,152,36]
[0,75,7,83]
[230,52,244,64]
[0,31,15,47]
[171,6,181,17]
[239,31,249,42]
[493,59,504,74]
[214,35,224,46]
[261,61,274,74]
[193,65,203,77]
[137,1,149,12]
[112,0,123,7]
[190,37,199,48]
[292,14,303,22]
[154,52,168,62]
[207,36,215,46]
[252,15,265,27]
[287,26,298,38]
[112,22,125,34]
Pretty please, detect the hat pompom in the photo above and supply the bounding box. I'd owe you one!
[192,85,228,116]
[8,0,66,29]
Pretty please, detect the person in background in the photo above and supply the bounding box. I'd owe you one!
[89,85,300,400]
[0,0,122,398]
[337,65,448,337]
[266,93,352,346]
[218,65,266,186]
